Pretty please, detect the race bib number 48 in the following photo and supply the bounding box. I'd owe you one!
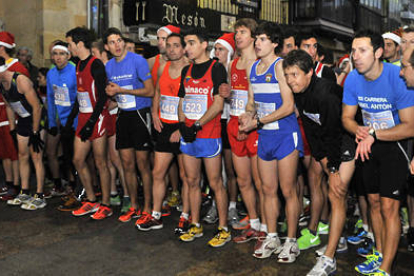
[255,101,279,130]
[77,91,93,113]
[183,94,207,120]
[361,109,395,130]
[160,95,179,121]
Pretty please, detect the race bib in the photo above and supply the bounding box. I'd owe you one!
[229,89,248,116]
[160,95,179,121]
[10,101,30,118]
[109,107,118,115]
[255,101,279,130]
[53,84,71,107]
[183,94,207,120]
[361,109,395,130]
[116,85,136,109]
[77,91,93,113]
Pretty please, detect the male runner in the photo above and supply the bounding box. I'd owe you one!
[342,30,414,276]
[382,31,401,66]
[66,27,112,220]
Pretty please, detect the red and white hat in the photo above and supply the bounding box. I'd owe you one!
[382,32,401,45]
[339,54,350,69]
[157,25,180,35]
[211,32,235,65]
[0,32,16,49]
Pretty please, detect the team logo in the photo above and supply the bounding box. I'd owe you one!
[232,73,238,83]
[185,76,191,83]
[265,73,272,83]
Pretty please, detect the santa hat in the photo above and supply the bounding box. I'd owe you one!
[382,32,401,45]
[339,54,350,69]
[210,32,235,66]
[0,32,16,49]
[157,25,180,35]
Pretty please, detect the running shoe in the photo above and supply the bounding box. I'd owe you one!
[315,237,348,257]
[161,204,171,217]
[317,222,329,235]
[110,194,121,206]
[298,228,321,250]
[306,255,336,276]
[347,228,368,245]
[135,211,151,225]
[7,192,32,206]
[136,215,163,231]
[407,227,414,252]
[50,186,67,197]
[208,227,231,248]
[120,200,132,214]
[232,215,250,230]
[253,235,281,259]
[355,249,382,275]
[166,190,180,208]
[0,187,18,201]
[72,201,100,216]
[357,237,375,258]
[203,205,218,224]
[228,207,240,226]
[401,207,409,235]
[0,186,8,195]
[91,205,113,220]
[354,218,363,233]
[118,207,141,223]
[179,224,203,242]
[175,216,191,235]
[21,195,47,210]
[233,228,262,244]
[299,213,310,227]
[368,268,390,276]
[57,194,80,212]
[277,238,300,263]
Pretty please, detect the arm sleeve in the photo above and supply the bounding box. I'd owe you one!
[320,84,344,169]
[212,62,227,96]
[66,99,79,128]
[178,66,190,98]
[46,72,57,129]
[89,59,108,124]
[322,66,337,83]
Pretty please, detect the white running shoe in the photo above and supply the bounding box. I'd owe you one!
[253,235,281,259]
[278,238,300,263]
[307,255,336,276]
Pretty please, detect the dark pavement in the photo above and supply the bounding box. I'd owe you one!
[1,196,414,276]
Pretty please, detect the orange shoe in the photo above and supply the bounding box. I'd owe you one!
[118,207,141,223]
[135,211,151,226]
[91,205,113,220]
[72,201,100,216]
[232,215,250,230]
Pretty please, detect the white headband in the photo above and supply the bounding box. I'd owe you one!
[382,33,401,45]
[52,45,70,54]
[0,64,7,73]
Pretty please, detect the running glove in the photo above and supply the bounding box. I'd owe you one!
[179,122,197,143]
[28,131,44,153]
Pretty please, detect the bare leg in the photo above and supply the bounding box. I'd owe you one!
[182,154,202,223]
[136,150,152,213]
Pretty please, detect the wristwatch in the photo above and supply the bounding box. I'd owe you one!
[194,121,202,131]
[257,118,264,130]
[368,128,377,140]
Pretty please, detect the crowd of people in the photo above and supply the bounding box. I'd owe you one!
[1,18,414,276]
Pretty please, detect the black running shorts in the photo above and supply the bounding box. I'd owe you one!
[116,108,152,151]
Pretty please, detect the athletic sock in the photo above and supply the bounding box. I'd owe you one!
[195,222,201,228]
[320,219,329,225]
[221,226,229,232]
[6,181,13,189]
[181,212,189,220]
[36,193,44,199]
[250,218,261,231]
[260,224,268,233]
[110,191,118,196]
[228,201,236,210]
[268,232,278,238]
[152,211,161,220]
[362,224,369,232]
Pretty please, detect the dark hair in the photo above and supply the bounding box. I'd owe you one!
[296,31,318,48]
[234,18,257,38]
[54,41,69,48]
[65,27,96,49]
[256,22,282,53]
[403,26,414,34]
[91,39,113,59]
[167,33,185,48]
[183,28,208,43]
[0,56,5,66]
[354,29,384,53]
[123,37,134,44]
[283,49,314,74]
[38,67,49,77]
[4,46,15,57]
[282,26,298,42]
[102,27,124,44]
[316,44,333,64]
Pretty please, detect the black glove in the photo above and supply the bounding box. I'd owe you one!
[9,129,18,150]
[79,119,95,142]
[28,131,44,153]
[48,126,58,136]
[179,122,197,143]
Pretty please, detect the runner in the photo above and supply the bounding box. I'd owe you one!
[382,31,401,66]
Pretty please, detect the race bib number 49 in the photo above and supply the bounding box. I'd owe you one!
[361,109,395,130]
[255,101,279,130]
[160,95,179,121]
[229,89,248,116]
[77,91,93,113]
[183,94,207,120]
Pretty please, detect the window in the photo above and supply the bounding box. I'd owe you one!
[89,0,108,38]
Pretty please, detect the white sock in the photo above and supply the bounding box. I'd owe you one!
[110,191,118,196]
[180,212,189,220]
[221,226,229,232]
[268,232,278,238]
[152,211,161,220]
[195,222,201,228]
[286,237,296,242]
[250,218,260,231]
[212,200,216,207]
[367,231,375,241]
[228,201,236,210]
[260,224,268,233]
[362,224,369,232]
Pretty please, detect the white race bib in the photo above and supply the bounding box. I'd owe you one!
[361,109,395,130]
[116,85,136,109]
[77,91,93,113]
[183,94,207,120]
[160,95,179,121]
[10,101,30,118]
[53,84,71,107]
[229,89,248,116]
[255,101,279,130]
